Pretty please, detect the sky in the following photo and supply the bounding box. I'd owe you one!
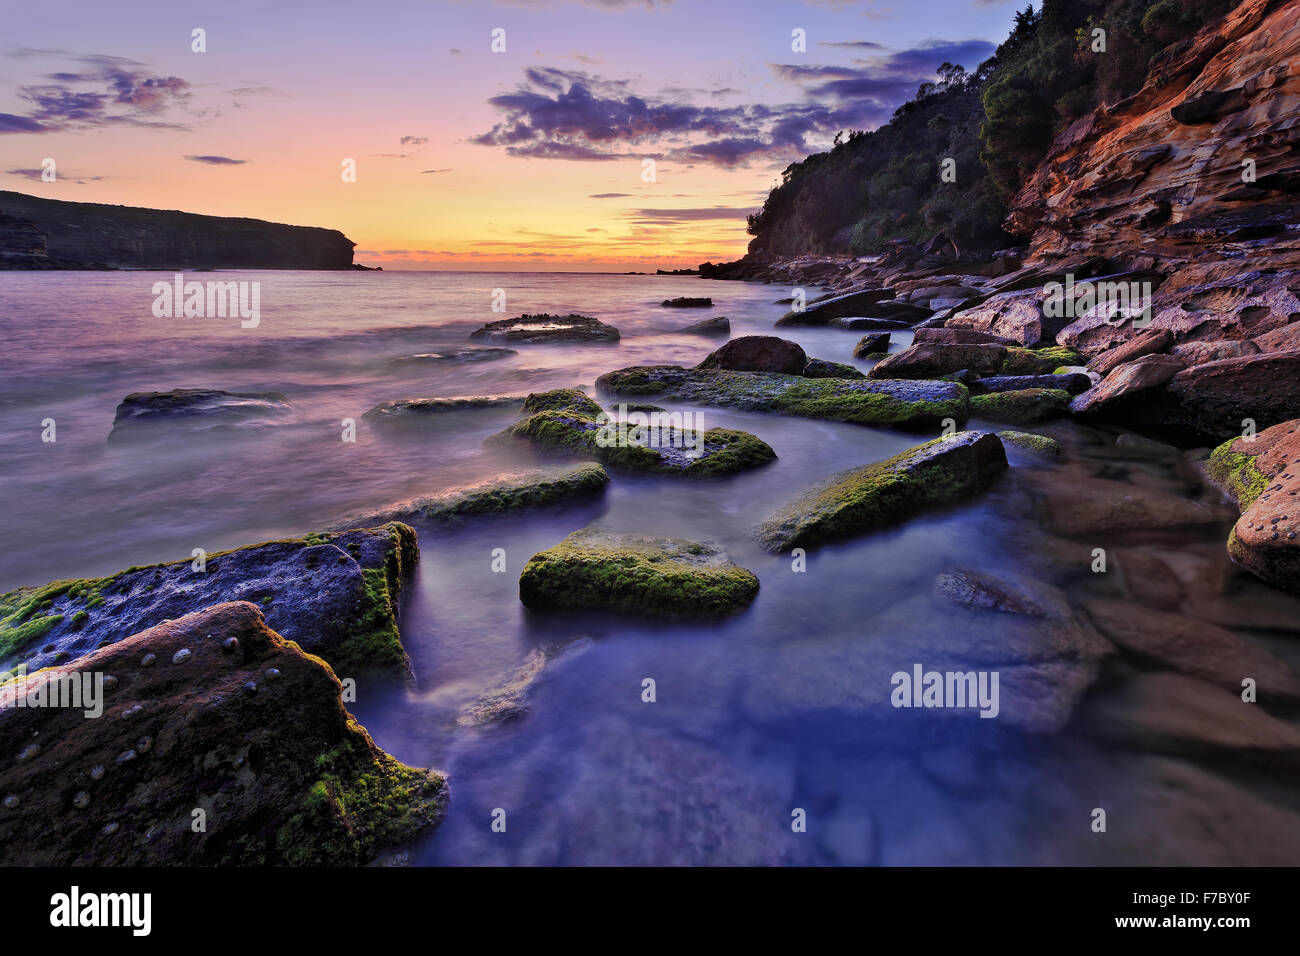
[0,0,1024,271]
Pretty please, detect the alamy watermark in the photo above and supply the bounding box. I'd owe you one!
[0,665,104,718]
[891,663,999,718]
[151,274,260,328]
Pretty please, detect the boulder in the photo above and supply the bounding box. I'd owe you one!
[1211,420,1300,594]
[1069,353,1187,416]
[999,345,1084,375]
[469,313,620,344]
[969,388,1072,424]
[519,529,758,617]
[596,365,970,429]
[1138,350,1300,443]
[853,332,890,357]
[912,327,1017,347]
[109,389,291,441]
[1086,328,1173,376]
[945,290,1056,346]
[775,288,896,326]
[1170,339,1260,366]
[676,315,730,336]
[697,335,807,375]
[756,431,1008,551]
[868,343,1007,380]
[802,358,866,379]
[0,523,419,679]
[968,373,1092,396]
[0,602,447,865]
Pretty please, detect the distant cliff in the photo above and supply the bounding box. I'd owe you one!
[0,191,356,270]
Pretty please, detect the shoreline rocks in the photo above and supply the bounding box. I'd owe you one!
[469,313,620,344]
[109,389,291,441]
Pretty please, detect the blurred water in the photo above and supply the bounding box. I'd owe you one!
[2,270,1297,866]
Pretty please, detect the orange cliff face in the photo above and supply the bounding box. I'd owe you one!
[1005,0,1300,276]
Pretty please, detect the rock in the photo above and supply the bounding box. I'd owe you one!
[998,430,1062,458]
[661,296,712,308]
[0,602,446,865]
[933,570,1049,616]
[1138,350,1300,444]
[868,343,1007,380]
[0,523,419,678]
[912,327,1018,347]
[1083,672,1300,763]
[1086,328,1173,376]
[775,288,896,326]
[998,345,1083,375]
[1114,433,1179,459]
[363,395,525,420]
[1039,476,1225,536]
[469,313,620,344]
[1069,353,1186,416]
[343,464,609,525]
[1170,339,1260,365]
[676,315,729,336]
[853,332,890,357]
[519,529,758,617]
[756,431,1007,551]
[1252,319,1300,354]
[696,335,807,375]
[392,347,516,364]
[1170,87,1248,124]
[454,638,591,727]
[968,373,1091,395]
[488,389,776,478]
[827,317,912,331]
[946,290,1060,346]
[969,388,1072,424]
[1215,420,1300,594]
[802,358,865,379]
[596,365,970,430]
[109,389,291,440]
[1082,599,1300,701]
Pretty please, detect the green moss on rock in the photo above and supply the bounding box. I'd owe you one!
[756,431,1009,552]
[1206,438,1270,509]
[969,388,1072,424]
[997,430,1062,457]
[520,388,604,417]
[519,529,759,618]
[1001,346,1083,375]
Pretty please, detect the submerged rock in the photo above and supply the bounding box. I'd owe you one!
[697,335,807,375]
[756,431,1008,552]
[969,388,1072,424]
[853,332,891,357]
[662,296,712,308]
[345,464,609,526]
[392,347,516,364]
[489,389,775,478]
[519,529,759,618]
[0,523,419,678]
[109,389,291,440]
[676,315,729,336]
[454,637,592,727]
[364,395,525,420]
[596,365,970,430]
[997,430,1062,457]
[469,313,620,344]
[0,602,446,865]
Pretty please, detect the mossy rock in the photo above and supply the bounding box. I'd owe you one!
[1001,346,1084,376]
[596,365,969,430]
[0,523,419,679]
[969,388,1072,424]
[490,402,776,478]
[756,431,1009,552]
[520,388,604,417]
[803,358,866,379]
[997,430,1062,458]
[1206,437,1270,509]
[519,529,758,618]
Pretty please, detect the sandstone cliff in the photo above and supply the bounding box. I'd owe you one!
[0,190,356,269]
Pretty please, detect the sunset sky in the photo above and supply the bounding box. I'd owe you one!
[0,0,1021,271]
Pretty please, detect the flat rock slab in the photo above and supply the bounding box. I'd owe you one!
[969,388,1072,425]
[596,365,969,430]
[756,431,1008,552]
[364,395,525,420]
[869,343,1007,380]
[0,523,418,678]
[0,602,446,865]
[519,529,759,618]
[775,288,897,326]
[391,347,516,364]
[469,313,620,344]
[342,463,610,526]
[969,373,1091,395]
[110,389,291,441]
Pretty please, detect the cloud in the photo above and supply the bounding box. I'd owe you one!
[184,155,247,165]
[1,52,193,134]
[472,40,991,168]
[400,135,429,145]
[589,192,631,198]
[626,206,758,224]
[420,168,452,173]
[817,40,887,48]
[6,167,106,183]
